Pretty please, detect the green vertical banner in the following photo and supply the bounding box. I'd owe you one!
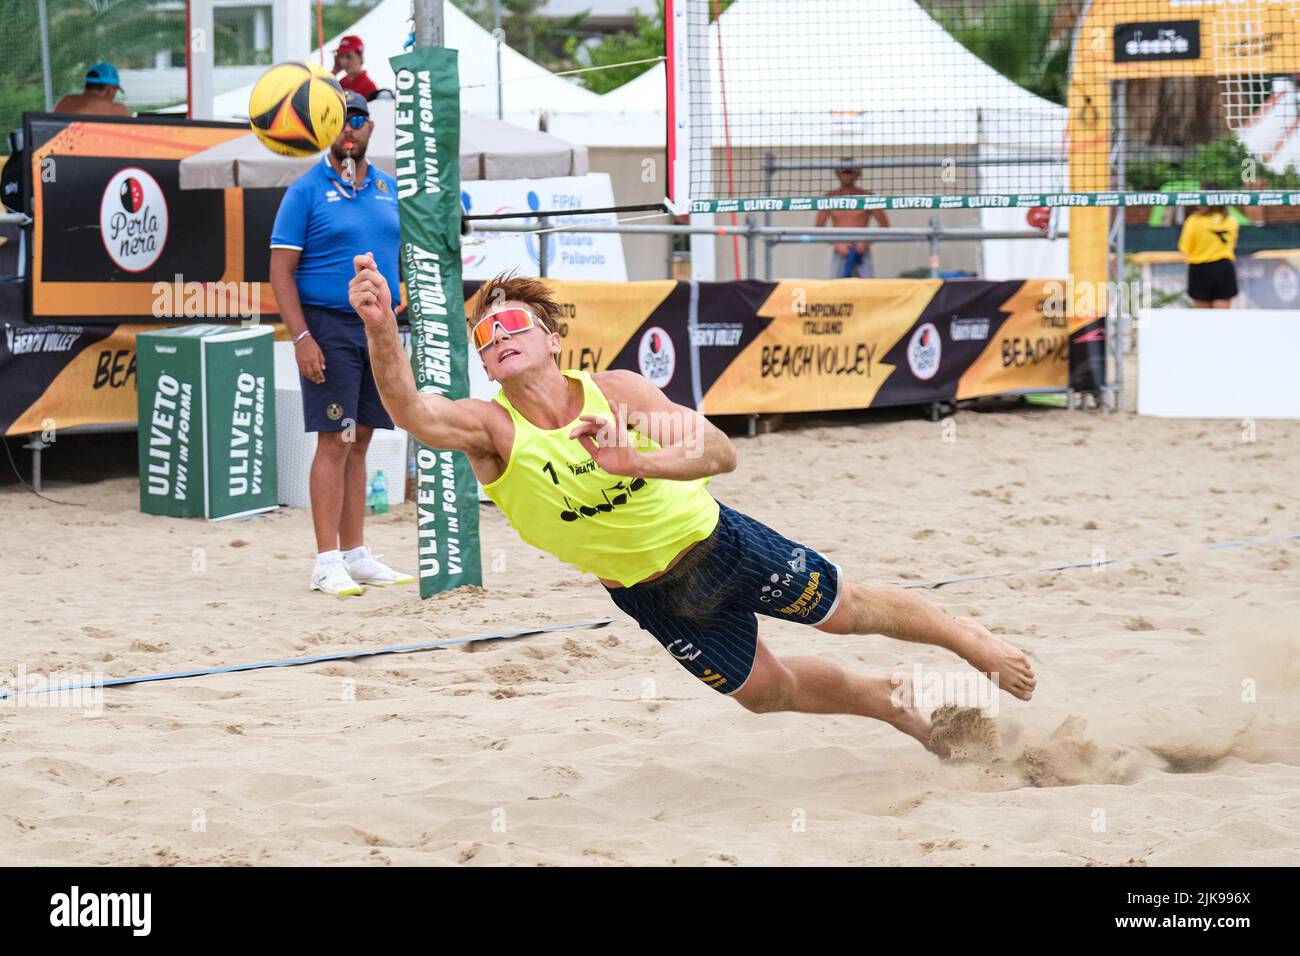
[390,45,482,597]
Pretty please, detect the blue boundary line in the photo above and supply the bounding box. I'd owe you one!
[5,530,1298,698]
[900,532,1300,590]
[0,618,613,699]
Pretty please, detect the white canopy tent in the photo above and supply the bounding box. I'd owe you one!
[688,0,1065,164]
[179,101,589,189]
[1238,78,1300,177]
[544,61,667,149]
[202,0,610,127]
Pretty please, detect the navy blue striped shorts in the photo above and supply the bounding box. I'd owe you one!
[604,501,843,695]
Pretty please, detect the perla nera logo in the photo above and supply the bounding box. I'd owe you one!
[100,168,168,272]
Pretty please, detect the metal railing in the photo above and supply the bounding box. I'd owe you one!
[467,217,1064,279]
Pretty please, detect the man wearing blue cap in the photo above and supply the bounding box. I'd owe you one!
[55,62,130,116]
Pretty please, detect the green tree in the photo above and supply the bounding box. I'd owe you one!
[313,0,382,55]
[452,1,588,72]
[1126,134,1300,191]
[574,1,664,94]
[932,0,1072,105]
[2,0,188,146]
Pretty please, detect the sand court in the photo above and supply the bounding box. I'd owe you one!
[3,400,1298,865]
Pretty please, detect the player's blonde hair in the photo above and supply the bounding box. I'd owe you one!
[471,272,562,334]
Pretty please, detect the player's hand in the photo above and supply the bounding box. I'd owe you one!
[570,413,644,478]
[350,253,392,329]
[295,336,326,385]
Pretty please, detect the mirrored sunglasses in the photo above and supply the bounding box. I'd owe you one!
[471,307,543,352]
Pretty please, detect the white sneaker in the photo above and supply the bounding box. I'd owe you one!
[345,546,415,587]
[311,552,364,598]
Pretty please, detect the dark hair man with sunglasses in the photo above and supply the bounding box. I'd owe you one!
[346,265,1037,751]
[270,91,412,597]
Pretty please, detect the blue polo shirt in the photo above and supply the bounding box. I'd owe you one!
[270,154,400,314]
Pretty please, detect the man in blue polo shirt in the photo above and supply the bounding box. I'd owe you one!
[270,91,413,597]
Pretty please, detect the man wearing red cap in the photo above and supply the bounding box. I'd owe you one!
[333,35,377,100]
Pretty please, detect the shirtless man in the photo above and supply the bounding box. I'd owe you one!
[349,260,1037,751]
[54,63,130,117]
[815,162,889,278]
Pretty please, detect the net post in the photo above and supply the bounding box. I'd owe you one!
[189,0,216,120]
[1107,77,1128,414]
[745,214,757,279]
[539,217,549,277]
[37,0,53,111]
[928,217,941,279]
[763,151,775,279]
[412,0,445,48]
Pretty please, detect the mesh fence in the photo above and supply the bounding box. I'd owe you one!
[2,0,188,142]
[676,0,1300,211]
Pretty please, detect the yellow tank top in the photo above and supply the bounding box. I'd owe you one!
[1179,212,1239,264]
[481,369,721,587]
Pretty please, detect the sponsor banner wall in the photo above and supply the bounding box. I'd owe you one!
[465,277,1068,413]
[460,173,628,281]
[6,277,1065,437]
[1,320,292,437]
[2,321,152,435]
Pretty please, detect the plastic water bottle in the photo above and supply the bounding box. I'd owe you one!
[368,471,389,515]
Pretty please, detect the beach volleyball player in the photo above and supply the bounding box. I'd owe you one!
[348,258,1036,748]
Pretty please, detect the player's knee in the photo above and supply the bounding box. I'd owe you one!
[815,580,865,634]
[314,432,351,460]
[732,664,795,714]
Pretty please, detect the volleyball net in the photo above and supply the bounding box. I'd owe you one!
[666,0,1300,213]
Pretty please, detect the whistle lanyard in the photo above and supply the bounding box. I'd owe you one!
[329,157,370,200]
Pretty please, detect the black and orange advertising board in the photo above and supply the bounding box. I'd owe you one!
[6,277,1067,437]
[24,112,281,322]
[466,277,1069,414]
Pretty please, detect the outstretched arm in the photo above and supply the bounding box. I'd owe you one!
[350,254,495,455]
[573,369,737,481]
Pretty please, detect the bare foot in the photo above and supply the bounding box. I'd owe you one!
[950,617,1036,700]
[884,670,937,752]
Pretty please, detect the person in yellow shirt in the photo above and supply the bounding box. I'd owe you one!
[1178,204,1239,308]
[347,259,1038,755]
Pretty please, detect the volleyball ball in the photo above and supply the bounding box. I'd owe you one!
[248,61,345,157]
